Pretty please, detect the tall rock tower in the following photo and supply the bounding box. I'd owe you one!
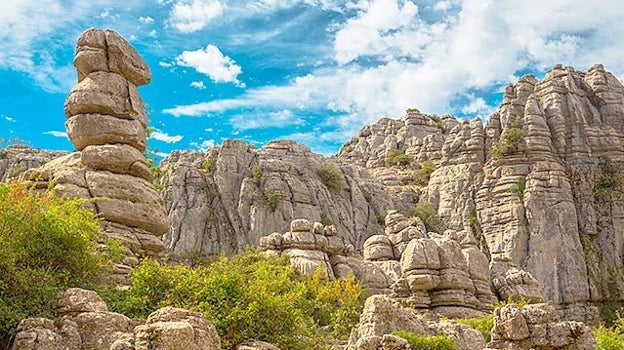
[24,28,169,283]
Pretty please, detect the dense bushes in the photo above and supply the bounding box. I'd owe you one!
[386,149,411,166]
[596,314,624,350]
[413,160,435,186]
[0,183,116,344]
[392,330,458,350]
[490,117,524,158]
[105,250,364,349]
[456,315,494,342]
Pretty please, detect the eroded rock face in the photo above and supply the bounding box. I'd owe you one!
[338,64,624,319]
[486,303,595,350]
[161,140,400,259]
[0,145,66,182]
[21,28,168,284]
[11,289,221,350]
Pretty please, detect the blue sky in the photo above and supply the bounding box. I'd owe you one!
[1,0,624,157]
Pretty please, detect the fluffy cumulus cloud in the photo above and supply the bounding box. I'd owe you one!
[166,0,624,134]
[190,81,206,89]
[175,45,244,87]
[150,129,184,143]
[168,0,225,33]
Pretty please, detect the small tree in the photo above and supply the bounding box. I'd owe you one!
[251,165,262,186]
[490,116,524,158]
[413,160,435,186]
[264,188,282,212]
[411,201,443,233]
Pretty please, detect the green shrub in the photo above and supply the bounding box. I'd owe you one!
[596,315,624,350]
[376,214,386,225]
[594,157,623,198]
[320,211,333,226]
[317,166,345,193]
[386,149,411,166]
[429,115,446,132]
[413,160,435,186]
[506,177,526,200]
[106,250,365,349]
[264,188,282,212]
[203,158,213,172]
[456,315,494,342]
[363,191,373,203]
[411,201,443,233]
[251,165,262,186]
[490,117,524,158]
[392,330,459,350]
[0,183,116,343]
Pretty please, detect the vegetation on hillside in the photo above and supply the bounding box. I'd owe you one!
[596,314,624,350]
[413,160,435,186]
[392,330,458,350]
[490,116,524,158]
[0,183,121,344]
[104,250,365,349]
[317,165,345,193]
[411,201,443,233]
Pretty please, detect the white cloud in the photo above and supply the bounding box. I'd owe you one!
[43,130,68,138]
[139,15,154,24]
[231,109,305,130]
[159,61,173,68]
[190,81,206,89]
[175,45,244,87]
[4,116,15,122]
[148,29,158,38]
[433,1,453,11]
[169,0,225,33]
[190,139,216,151]
[150,129,184,143]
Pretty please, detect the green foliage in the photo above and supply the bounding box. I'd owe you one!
[596,315,624,350]
[386,149,411,166]
[411,201,443,233]
[341,144,354,153]
[413,160,435,186]
[406,108,420,113]
[506,177,526,200]
[594,157,623,198]
[264,188,282,212]
[317,166,345,193]
[0,183,116,341]
[391,331,459,350]
[251,165,262,186]
[203,158,213,172]
[456,315,494,342]
[105,250,364,349]
[320,211,334,226]
[429,115,447,132]
[490,117,524,158]
[376,214,386,225]
[363,190,373,203]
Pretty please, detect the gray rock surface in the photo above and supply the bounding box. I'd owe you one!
[0,145,66,182]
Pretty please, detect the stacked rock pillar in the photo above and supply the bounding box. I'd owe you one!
[24,28,170,284]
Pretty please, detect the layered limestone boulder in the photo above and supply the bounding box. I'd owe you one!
[161,140,399,259]
[259,218,351,279]
[485,303,595,350]
[11,289,220,350]
[364,211,497,318]
[21,28,169,283]
[345,295,486,350]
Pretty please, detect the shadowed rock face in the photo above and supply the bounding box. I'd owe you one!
[21,28,169,284]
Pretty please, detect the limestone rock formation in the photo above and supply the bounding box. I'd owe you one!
[345,295,486,350]
[11,289,220,350]
[485,303,595,350]
[21,28,169,283]
[0,145,66,181]
[338,64,624,321]
[161,140,400,259]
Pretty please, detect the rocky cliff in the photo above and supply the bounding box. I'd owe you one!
[336,64,624,320]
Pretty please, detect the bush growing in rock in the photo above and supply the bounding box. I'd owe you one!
[413,160,435,186]
[596,314,624,350]
[0,183,118,345]
[489,117,524,158]
[385,149,411,166]
[317,165,345,193]
[106,250,364,349]
[456,315,494,342]
[411,201,443,233]
[251,164,262,186]
[264,188,282,212]
[391,330,458,350]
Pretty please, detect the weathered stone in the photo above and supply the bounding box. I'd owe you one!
[81,144,151,181]
[66,113,146,152]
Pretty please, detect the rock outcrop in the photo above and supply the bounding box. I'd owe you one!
[337,64,624,320]
[11,288,220,350]
[346,295,486,350]
[485,303,595,350]
[161,140,401,259]
[21,28,169,283]
[0,145,65,181]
